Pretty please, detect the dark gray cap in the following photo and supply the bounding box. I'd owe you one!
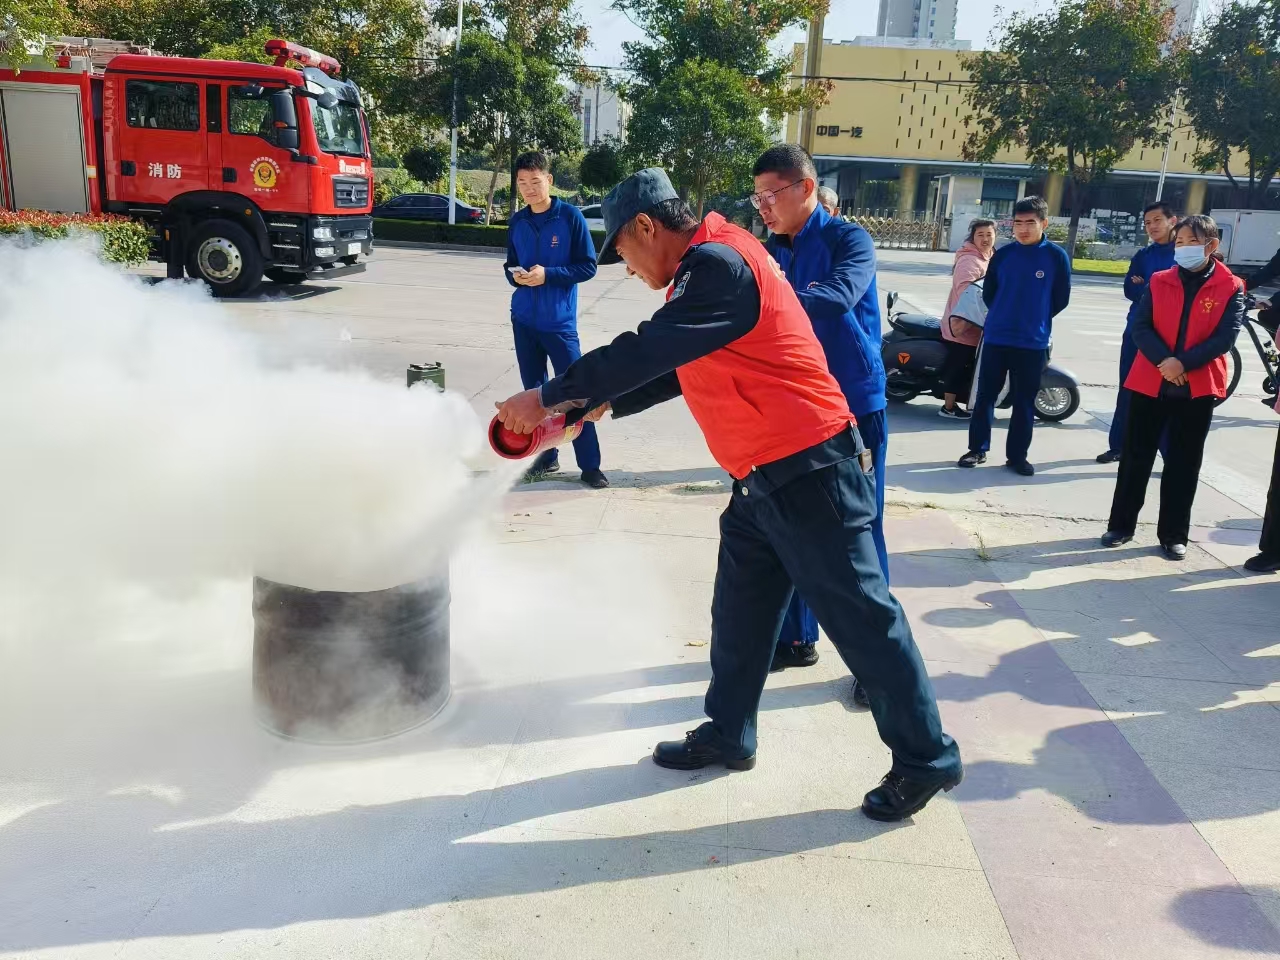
[597,167,681,265]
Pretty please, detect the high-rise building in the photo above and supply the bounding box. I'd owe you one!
[877,0,958,42]
[1168,0,1199,36]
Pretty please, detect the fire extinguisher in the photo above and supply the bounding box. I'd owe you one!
[488,408,587,461]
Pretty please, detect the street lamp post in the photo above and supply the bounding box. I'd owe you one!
[447,0,463,225]
[1155,99,1176,201]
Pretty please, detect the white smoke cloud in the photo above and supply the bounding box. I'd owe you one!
[0,239,503,592]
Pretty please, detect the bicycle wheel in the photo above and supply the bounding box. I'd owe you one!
[1218,345,1243,406]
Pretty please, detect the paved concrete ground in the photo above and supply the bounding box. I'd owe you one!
[2,246,1278,959]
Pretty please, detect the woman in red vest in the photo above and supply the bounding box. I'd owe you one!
[1101,216,1246,560]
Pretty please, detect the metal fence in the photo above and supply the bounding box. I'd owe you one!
[839,208,949,251]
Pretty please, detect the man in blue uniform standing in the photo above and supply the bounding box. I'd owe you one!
[504,150,608,488]
[752,145,887,699]
[958,196,1071,475]
[1096,201,1178,464]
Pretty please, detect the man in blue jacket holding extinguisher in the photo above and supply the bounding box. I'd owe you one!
[504,150,608,488]
[753,145,887,704]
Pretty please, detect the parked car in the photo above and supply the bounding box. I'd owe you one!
[579,203,605,230]
[372,193,487,224]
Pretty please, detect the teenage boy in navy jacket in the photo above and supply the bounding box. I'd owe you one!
[753,145,886,697]
[959,196,1071,476]
[1097,201,1178,464]
[504,151,608,488]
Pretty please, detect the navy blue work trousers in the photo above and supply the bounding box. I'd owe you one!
[512,319,601,472]
[967,343,1045,464]
[706,431,961,779]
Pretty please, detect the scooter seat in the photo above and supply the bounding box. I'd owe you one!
[891,313,941,338]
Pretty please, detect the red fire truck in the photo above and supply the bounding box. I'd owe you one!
[0,36,373,296]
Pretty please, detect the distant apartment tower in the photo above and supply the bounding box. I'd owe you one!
[570,82,631,146]
[877,0,958,41]
[1169,0,1199,36]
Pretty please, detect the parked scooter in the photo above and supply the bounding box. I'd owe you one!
[880,291,1082,422]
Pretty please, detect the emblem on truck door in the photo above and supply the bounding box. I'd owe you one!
[251,157,281,190]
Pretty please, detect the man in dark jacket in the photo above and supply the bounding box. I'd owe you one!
[959,196,1071,476]
[1097,202,1178,463]
[504,151,607,488]
[751,145,886,698]
[494,168,963,822]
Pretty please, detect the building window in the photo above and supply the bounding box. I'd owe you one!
[583,101,593,145]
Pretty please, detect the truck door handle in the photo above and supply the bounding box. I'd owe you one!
[121,161,136,176]
[222,167,237,183]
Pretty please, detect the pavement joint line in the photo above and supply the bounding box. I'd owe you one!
[1070,670,1271,692]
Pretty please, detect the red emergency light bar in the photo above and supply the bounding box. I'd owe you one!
[264,39,342,76]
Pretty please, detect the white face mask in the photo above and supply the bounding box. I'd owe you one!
[1174,245,1208,270]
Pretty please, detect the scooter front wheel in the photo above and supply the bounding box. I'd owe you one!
[1033,384,1080,422]
[885,381,921,403]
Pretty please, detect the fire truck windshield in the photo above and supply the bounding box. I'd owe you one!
[310,97,364,157]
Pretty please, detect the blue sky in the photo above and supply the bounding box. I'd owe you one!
[575,0,1049,69]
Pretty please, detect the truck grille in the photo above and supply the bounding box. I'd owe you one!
[333,177,370,208]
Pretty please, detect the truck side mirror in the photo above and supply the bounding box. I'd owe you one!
[270,89,300,149]
[317,91,339,110]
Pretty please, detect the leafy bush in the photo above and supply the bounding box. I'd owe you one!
[373,168,428,206]
[0,211,152,265]
[375,218,606,250]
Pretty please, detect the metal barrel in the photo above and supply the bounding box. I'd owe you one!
[251,574,450,743]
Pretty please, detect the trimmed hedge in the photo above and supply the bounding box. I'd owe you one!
[0,211,152,265]
[375,217,608,251]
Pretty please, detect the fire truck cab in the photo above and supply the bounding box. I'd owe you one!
[0,37,374,296]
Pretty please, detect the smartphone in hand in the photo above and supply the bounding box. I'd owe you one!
[507,265,528,278]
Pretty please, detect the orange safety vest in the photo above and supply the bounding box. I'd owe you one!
[674,212,855,479]
[1125,263,1241,399]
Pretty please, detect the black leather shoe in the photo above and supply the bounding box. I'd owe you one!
[1101,530,1133,548]
[770,642,819,672]
[957,450,986,468]
[580,469,609,489]
[861,768,963,822]
[1161,541,1187,561]
[1006,459,1035,477]
[652,722,756,771]
[1096,449,1122,464]
[849,677,870,709]
[1244,552,1280,573]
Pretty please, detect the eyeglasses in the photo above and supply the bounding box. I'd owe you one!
[750,178,807,210]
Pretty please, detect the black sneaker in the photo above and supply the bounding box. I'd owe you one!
[770,642,819,672]
[1096,450,1121,464]
[957,450,986,468]
[1160,541,1187,561]
[580,469,609,489]
[938,405,972,420]
[1006,459,1035,477]
[652,722,756,771]
[1244,552,1280,573]
[1100,530,1133,548]
[861,767,963,822]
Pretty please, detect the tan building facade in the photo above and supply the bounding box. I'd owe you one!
[787,40,1256,243]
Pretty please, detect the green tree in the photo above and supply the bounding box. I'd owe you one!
[402,143,449,186]
[579,135,625,195]
[0,0,71,68]
[961,0,1177,253]
[1180,0,1280,207]
[625,59,770,216]
[614,0,830,212]
[420,0,584,219]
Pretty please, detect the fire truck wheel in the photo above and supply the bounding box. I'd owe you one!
[187,219,263,297]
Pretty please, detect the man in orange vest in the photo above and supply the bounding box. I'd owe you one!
[495,168,962,821]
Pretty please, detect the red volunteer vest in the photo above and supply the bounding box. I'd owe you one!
[673,213,855,479]
[1125,263,1240,399]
